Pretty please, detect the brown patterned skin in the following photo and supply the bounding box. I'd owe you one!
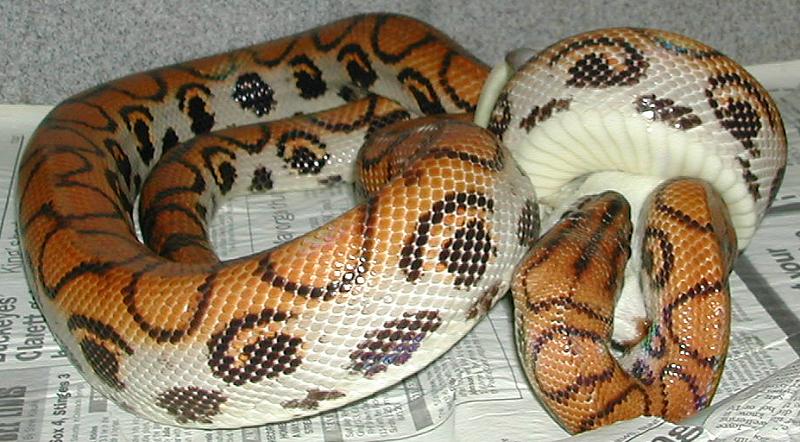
[16,15,787,432]
[138,96,412,264]
[16,14,538,428]
[491,28,786,433]
[512,179,736,433]
[485,28,786,249]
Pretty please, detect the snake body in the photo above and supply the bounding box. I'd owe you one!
[16,14,786,432]
[480,28,786,432]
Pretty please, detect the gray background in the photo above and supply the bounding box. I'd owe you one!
[2,0,798,104]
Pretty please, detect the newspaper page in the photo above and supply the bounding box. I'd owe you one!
[0,59,798,441]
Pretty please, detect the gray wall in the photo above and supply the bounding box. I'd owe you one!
[2,0,798,104]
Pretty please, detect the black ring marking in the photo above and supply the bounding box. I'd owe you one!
[207,308,302,386]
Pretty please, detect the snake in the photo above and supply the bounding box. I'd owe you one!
[15,13,786,432]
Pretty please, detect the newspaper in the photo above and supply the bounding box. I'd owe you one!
[0,61,798,441]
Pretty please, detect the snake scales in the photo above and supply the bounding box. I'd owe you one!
[16,14,786,432]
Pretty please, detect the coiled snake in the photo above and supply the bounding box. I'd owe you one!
[16,14,786,432]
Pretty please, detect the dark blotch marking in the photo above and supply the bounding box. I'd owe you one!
[217,162,236,195]
[466,283,503,320]
[132,121,154,164]
[250,166,273,191]
[399,214,430,283]
[119,106,155,165]
[233,72,276,117]
[318,174,342,186]
[177,83,215,134]
[277,130,329,174]
[397,68,445,115]
[348,310,442,377]
[337,44,378,89]
[155,386,227,424]
[736,157,761,201]
[487,92,511,140]
[519,98,572,132]
[439,218,495,288]
[630,358,656,386]
[162,127,179,153]
[207,309,302,386]
[67,315,133,391]
[290,54,327,99]
[337,85,358,102]
[517,198,540,247]
[281,389,346,410]
[200,146,237,195]
[78,340,125,390]
[400,192,495,286]
[552,36,649,88]
[706,73,763,157]
[103,138,133,189]
[104,168,133,218]
[67,315,133,354]
[636,94,701,130]
[642,227,675,289]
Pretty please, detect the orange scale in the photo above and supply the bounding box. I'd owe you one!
[668,293,728,350]
[448,166,466,181]
[376,204,395,219]
[218,299,238,317]
[369,231,393,249]
[439,176,459,191]
[659,370,699,419]
[402,194,420,208]
[387,206,407,219]
[437,164,456,178]
[298,260,320,275]
[289,293,314,308]
[280,267,306,284]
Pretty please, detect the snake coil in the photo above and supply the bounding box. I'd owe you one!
[17,14,785,432]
